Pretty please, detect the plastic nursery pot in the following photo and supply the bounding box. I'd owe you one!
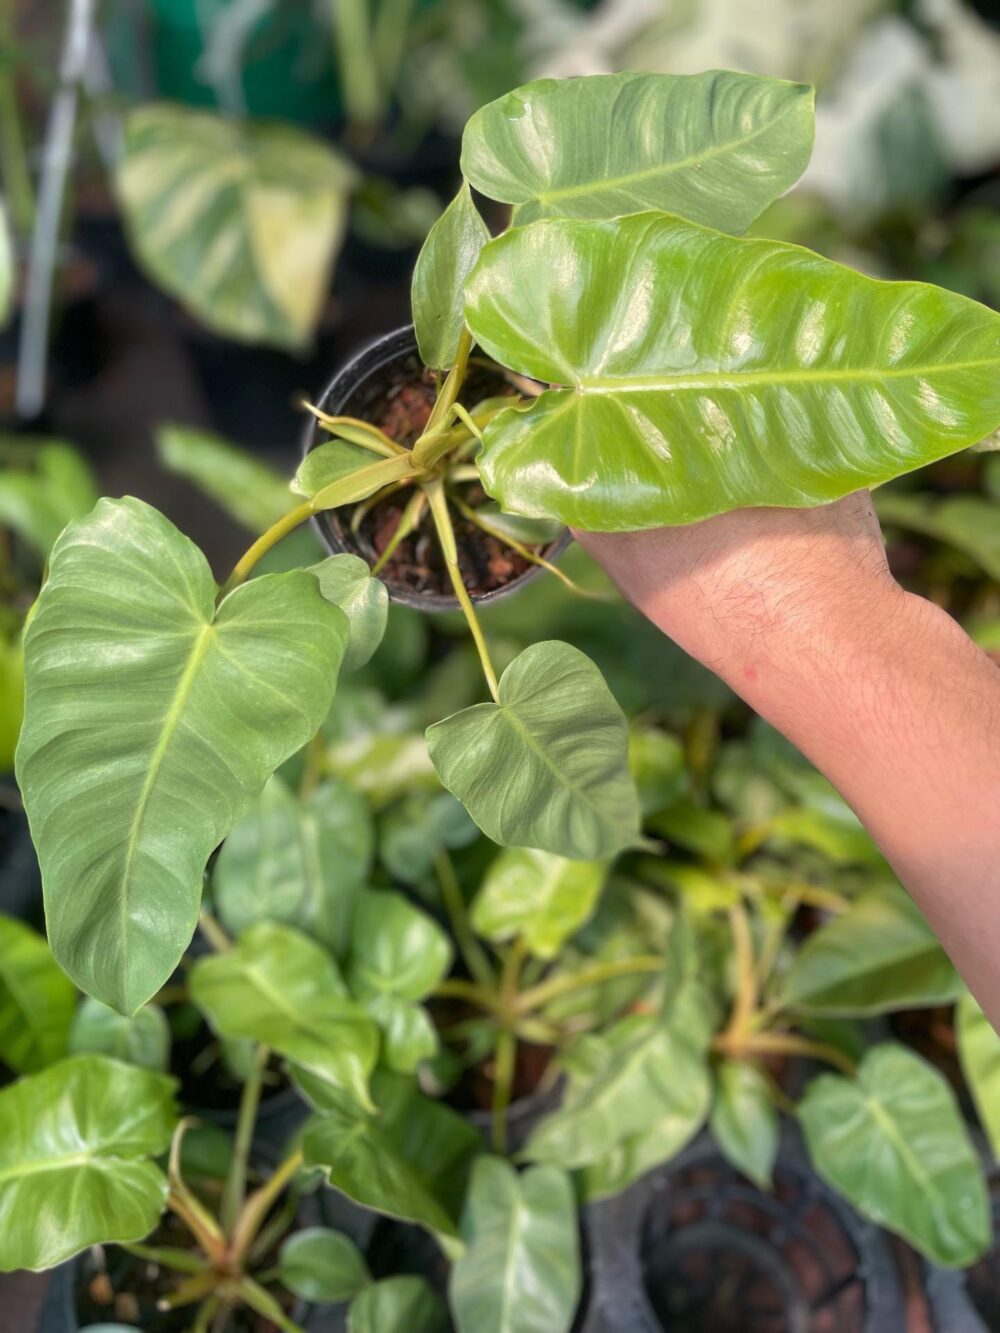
[582,1127,908,1333]
[303,325,571,612]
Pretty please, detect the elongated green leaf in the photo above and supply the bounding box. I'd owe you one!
[0,1055,176,1270]
[69,998,170,1073]
[877,491,1000,580]
[309,555,389,671]
[466,213,1000,530]
[156,425,292,532]
[0,439,98,559]
[779,885,961,1016]
[213,775,373,960]
[16,498,348,1013]
[957,992,1000,1160]
[279,1226,370,1303]
[412,180,490,369]
[116,105,357,349]
[190,922,378,1109]
[349,1277,447,1333]
[471,847,607,959]
[0,915,76,1073]
[292,440,374,499]
[799,1043,990,1267]
[427,641,639,860]
[451,1158,580,1333]
[462,72,814,231]
[710,1061,778,1190]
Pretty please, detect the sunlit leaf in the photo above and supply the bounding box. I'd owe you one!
[310,555,389,671]
[710,1061,778,1190]
[957,991,1000,1161]
[471,847,607,959]
[412,180,490,369]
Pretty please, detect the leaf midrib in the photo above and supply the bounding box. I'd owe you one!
[573,358,999,394]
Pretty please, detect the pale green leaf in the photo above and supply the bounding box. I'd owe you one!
[69,998,170,1073]
[0,914,76,1073]
[16,498,348,1013]
[309,555,389,671]
[957,991,1000,1161]
[0,629,23,772]
[292,440,374,499]
[471,847,607,959]
[710,1061,778,1190]
[279,1226,370,1303]
[349,1277,447,1333]
[0,439,98,559]
[650,797,734,862]
[779,884,961,1016]
[451,1158,581,1333]
[466,213,1000,530]
[213,775,373,960]
[462,72,814,231]
[412,179,489,369]
[628,727,687,817]
[116,104,357,349]
[378,791,477,886]
[156,424,292,532]
[877,491,1000,580]
[427,641,639,860]
[799,1043,990,1267]
[190,922,378,1109]
[0,1055,176,1271]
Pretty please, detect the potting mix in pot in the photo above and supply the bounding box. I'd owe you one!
[2,69,1000,1333]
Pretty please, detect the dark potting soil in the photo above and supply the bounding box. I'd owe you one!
[428,997,555,1113]
[334,353,553,599]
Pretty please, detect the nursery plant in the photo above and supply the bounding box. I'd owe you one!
[6,65,1000,1322]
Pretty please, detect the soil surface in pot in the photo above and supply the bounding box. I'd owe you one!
[327,352,559,599]
[428,998,555,1114]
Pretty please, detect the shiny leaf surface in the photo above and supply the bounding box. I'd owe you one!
[957,992,1000,1160]
[466,213,1000,530]
[471,847,607,959]
[427,641,640,859]
[0,915,75,1074]
[412,180,490,368]
[16,498,348,1013]
[292,441,374,499]
[450,1158,581,1333]
[799,1043,990,1267]
[462,72,814,230]
[0,1055,176,1270]
[279,1227,370,1303]
[710,1061,778,1190]
[156,425,292,532]
[69,998,170,1073]
[309,555,389,671]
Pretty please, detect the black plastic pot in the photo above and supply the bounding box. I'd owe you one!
[463,1075,566,1156]
[303,325,570,612]
[583,1126,909,1332]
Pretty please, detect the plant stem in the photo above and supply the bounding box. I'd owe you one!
[451,495,600,599]
[221,1043,270,1236]
[425,479,500,701]
[516,956,664,1015]
[0,0,34,236]
[231,1149,304,1266]
[300,404,404,456]
[238,1277,306,1333]
[723,902,757,1042]
[198,908,231,953]
[219,500,315,597]
[121,1241,208,1274]
[247,1195,298,1267]
[491,1027,516,1155]
[433,847,496,989]
[166,1120,229,1267]
[433,976,502,1015]
[371,486,426,575]
[713,1030,857,1077]
[191,1297,221,1333]
[155,1270,218,1311]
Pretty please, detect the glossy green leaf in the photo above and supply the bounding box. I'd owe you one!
[189,922,378,1109]
[347,889,451,1071]
[309,555,389,671]
[16,498,348,1013]
[466,212,1000,530]
[877,491,1000,580]
[471,847,607,959]
[69,998,170,1073]
[213,775,373,960]
[349,1276,447,1333]
[292,441,375,499]
[116,104,357,349]
[799,1043,990,1267]
[462,72,814,231]
[957,992,1000,1160]
[472,503,563,548]
[0,1055,177,1271]
[427,641,639,859]
[412,180,490,369]
[0,915,76,1073]
[279,1226,370,1303]
[779,885,961,1016]
[450,1158,581,1333]
[710,1061,778,1190]
[0,439,98,559]
[156,425,292,532]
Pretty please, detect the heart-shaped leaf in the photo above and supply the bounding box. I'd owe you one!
[279,1226,370,1303]
[16,498,348,1013]
[156,425,292,532]
[213,775,373,960]
[461,72,814,231]
[310,555,389,671]
[427,641,639,859]
[378,791,478,886]
[471,847,607,959]
[465,212,1000,530]
[69,998,170,1074]
[0,914,76,1074]
[292,441,376,499]
[349,1276,447,1333]
[116,104,357,349]
[957,992,1000,1160]
[779,884,961,1015]
[799,1043,990,1267]
[412,180,490,369]
[189,922,378,1110]
[710,1061,778,1190]
[450,1158,581,1333]
[0,1055,177,1271]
